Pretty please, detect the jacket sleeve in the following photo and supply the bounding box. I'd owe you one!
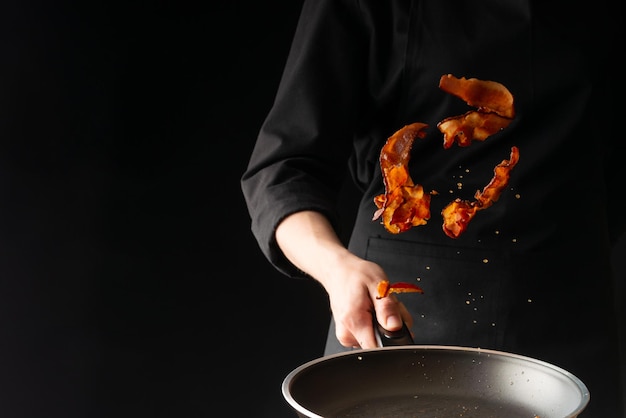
[240,0,369,278]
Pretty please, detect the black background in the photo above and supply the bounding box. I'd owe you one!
[0,2,623,418]
[0,1,332,417]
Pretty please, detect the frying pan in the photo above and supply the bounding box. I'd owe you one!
[282,323,589,417]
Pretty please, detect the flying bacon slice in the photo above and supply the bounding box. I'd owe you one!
[373,75,519,238]
[441,146,520,238]
[439,74,515,118]
[372,122,432,234]
[437,75,515,148]
[438,111,513,149]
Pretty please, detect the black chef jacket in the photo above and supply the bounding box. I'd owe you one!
[241,0,626,416]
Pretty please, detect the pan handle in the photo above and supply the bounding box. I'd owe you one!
[374,316,415,346]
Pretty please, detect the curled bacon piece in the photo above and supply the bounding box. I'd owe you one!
[373,75,519,238]
[439,74,515,119]
[376,280,424,299]
[441,146,520,238]
[437,75,515,148]
[438,111,513,149]
[372,122,432,234]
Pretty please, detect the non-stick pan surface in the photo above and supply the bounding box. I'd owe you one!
[282,345,589,418]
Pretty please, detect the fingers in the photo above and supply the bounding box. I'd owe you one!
[370,294,407,330]
[322,256,414,350]
[334,310,377,349]
[334,296,413,350]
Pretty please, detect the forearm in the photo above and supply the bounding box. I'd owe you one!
[275,210,409,347]
[275,210,353,284]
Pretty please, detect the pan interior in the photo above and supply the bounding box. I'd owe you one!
[333,393,531,418]
[283,346,589,418]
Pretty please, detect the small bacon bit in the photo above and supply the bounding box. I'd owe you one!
[372,123,432,234]
[376,280,424,299]
[441,146,520,238]
[439,74,515,119]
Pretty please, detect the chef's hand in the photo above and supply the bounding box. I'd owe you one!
[320,254,413,349]
[275,210,413,349]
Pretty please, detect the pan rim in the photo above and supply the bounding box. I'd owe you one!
[282,345,590,418]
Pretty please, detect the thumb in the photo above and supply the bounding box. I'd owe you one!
[382,313,403,330]
[374,302,403,331]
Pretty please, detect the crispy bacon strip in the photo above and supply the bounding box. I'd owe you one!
[441,146,520,238]
[374,75,518,238]
[372,123,432,234]
[376,280,424,299]
[437,75,515,149]
[437,111,513,149]
[439,74,515,119]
